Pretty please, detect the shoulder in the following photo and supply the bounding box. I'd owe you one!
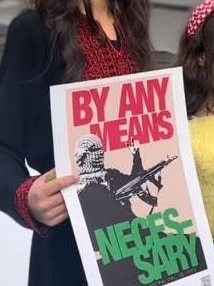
[5,9,50,52]
[1,9,52,81]
[6,9,50,52]
[8,9,47,37]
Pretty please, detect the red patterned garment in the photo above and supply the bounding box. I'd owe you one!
[15,176,50,235]
[187,0,214,38]
[77,14,139,80]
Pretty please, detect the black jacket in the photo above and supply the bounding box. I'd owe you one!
[0,10,86,286]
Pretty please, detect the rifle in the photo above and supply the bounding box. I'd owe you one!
[115,155,178,206]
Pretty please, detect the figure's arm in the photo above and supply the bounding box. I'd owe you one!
[127,139,144,176]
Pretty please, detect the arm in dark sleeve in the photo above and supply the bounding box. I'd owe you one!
[0,10,50,226]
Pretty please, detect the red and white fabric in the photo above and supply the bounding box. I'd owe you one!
[187,0,214,38]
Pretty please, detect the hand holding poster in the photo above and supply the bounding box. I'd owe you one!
[50,67,214,286]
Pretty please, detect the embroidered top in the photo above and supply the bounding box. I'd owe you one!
[77,14,139,80]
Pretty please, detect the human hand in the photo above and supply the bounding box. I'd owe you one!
[28,169,79,227]
[127,138,139,155]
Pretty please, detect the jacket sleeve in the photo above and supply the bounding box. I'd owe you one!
[0,10,50,226]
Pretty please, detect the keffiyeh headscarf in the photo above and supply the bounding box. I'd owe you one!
[74,134,104,175]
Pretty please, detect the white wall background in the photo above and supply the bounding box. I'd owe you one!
[0,0,204,285]
[150,7,190,53]
[0,0,23,25]
[0,214,32,286]
[0,165,35,286]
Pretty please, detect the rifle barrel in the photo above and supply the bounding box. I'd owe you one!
[115,155,178,197]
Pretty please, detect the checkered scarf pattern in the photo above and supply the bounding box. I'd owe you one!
[75,134,104,175]
[187,0,214,38]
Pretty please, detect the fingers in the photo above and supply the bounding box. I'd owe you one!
[49,202,67,217]
[35,209,69,227]
[44,192,65,209]
[45,175,79,196]
[39,169,79,196]
[38,203,69,227]
[30,192,65,214]
[28,189,69,227]
[46,212,69,227]
[27,169,78,227]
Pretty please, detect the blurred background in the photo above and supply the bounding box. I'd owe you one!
[0,0,203,285]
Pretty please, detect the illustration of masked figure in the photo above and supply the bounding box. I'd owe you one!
[75,134,161,214]
[74,134,206,286]
[74,134,146,285]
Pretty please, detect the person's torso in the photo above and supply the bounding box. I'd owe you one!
[189,115,214,236]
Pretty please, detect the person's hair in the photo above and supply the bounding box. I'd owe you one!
[176,12,214,117]
[29,0,153,82]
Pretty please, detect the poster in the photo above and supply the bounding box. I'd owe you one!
[50,67,214,286]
